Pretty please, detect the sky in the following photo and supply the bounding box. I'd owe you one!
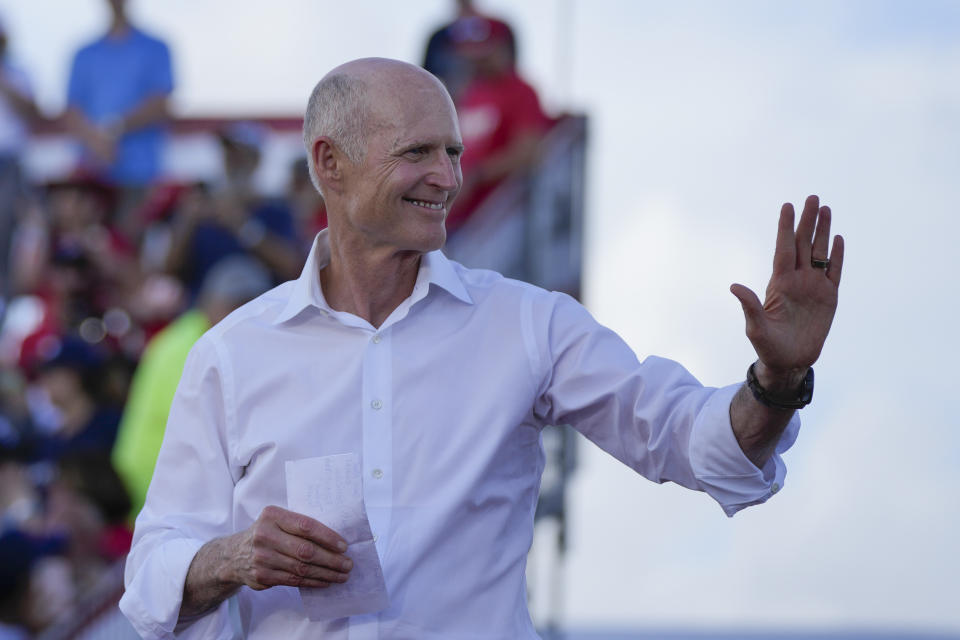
[1,0,957,635]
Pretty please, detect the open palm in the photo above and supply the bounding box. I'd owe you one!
[731,195,844,374]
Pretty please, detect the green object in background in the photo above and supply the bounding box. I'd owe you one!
[112,310,209,522]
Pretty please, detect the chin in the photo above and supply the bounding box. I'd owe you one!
[409,224,447,253]
[424,227,448,252]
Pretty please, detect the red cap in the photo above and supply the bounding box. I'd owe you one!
[449,16,514,52]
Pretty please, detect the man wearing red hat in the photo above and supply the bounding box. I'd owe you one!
[447,16,552,233]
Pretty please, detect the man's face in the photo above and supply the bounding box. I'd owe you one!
[336,78,464,253]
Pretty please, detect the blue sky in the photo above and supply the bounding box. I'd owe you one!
[1,0,957,634]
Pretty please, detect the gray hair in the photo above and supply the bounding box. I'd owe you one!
[302,74,368,194]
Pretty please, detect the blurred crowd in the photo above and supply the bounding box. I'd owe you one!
[0,0,551,636]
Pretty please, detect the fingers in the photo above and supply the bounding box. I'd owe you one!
[258,523,353,574]
[730,283,764,324]
[772,203,796,275]
[731,284,774,360]
[242,506,353,590]
[826,234,844,285]
[811,205,831,262]
[259,549,352,586]
[794,194,819,269]
[270,505,348,553]
[246,566,333,591]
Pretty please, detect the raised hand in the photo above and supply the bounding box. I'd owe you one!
[730,195,844,378]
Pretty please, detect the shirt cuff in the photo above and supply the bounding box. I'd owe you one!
[121,537,228,640]
[688,383,801,517]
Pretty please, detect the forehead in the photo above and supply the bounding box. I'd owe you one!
[368,79,461,150]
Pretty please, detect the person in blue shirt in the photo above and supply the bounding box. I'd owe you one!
[64,0,173,189]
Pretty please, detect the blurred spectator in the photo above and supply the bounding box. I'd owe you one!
[45,451,131,587]
[0,368,33,463]
[113,256,271,520]
[0,529,68,638]
[0,14,40,306]
[164,123,301,298]
[447,16,551,232]
[26,336,121,462]
[42,174,137,300]
[0,449,42,534]
[4,174,142,376]
[63,0,174,238]
[423,0,516,102]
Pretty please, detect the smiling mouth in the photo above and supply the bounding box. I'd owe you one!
[403,198,445,211]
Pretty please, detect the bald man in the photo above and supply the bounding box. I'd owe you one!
[120,58,843,639]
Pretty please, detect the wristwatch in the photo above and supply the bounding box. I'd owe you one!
[745,362,814,410]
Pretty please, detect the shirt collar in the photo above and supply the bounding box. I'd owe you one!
[272,230,473,325]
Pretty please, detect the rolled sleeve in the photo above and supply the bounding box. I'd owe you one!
[120,538,208,639]
[689,383,800,517]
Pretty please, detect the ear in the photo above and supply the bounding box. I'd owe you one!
[311,137,344,193]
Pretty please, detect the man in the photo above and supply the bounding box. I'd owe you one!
[121,58,843,638]
[64,0,173,235]
[422,0,516,102]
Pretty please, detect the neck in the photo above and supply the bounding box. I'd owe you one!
[319,229,423,328]
[108,15,130,38]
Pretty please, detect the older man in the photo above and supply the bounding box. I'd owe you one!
[120,58,843,639]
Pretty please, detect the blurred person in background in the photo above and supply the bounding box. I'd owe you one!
[36,175,137,302]
[44,451,132,590]
[0,14,41,309]
[113,255,271,521]
[163,123,301,299]
[63,0,174,239]
[0,368,35,463]
[3,174,141,381]
[446,15,551,233]
[422,0,510,102]
[0,448,43,535]
[24,336,121,463]
[0,528,69,639]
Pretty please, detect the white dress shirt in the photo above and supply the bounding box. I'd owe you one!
[120,231,798,640]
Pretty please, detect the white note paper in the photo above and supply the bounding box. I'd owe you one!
[285,453,389,619]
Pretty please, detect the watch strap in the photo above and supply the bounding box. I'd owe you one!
[745,362,814,410]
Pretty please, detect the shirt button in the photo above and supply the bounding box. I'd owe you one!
[372,334,381,344]
[771,483,780,494]
[373,534,379,542]
[372,468,383,480]
[371,399,383,410]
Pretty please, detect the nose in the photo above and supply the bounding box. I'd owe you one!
[427,151,461,193]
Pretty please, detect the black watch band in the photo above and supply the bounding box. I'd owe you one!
[745,362,814,410]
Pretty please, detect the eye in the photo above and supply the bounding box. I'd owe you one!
[446,147,463,161]
[404,146,427,158]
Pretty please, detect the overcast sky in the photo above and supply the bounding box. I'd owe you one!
[2,0,957,634]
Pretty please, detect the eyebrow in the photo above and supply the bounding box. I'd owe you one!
[391,138,464,153]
